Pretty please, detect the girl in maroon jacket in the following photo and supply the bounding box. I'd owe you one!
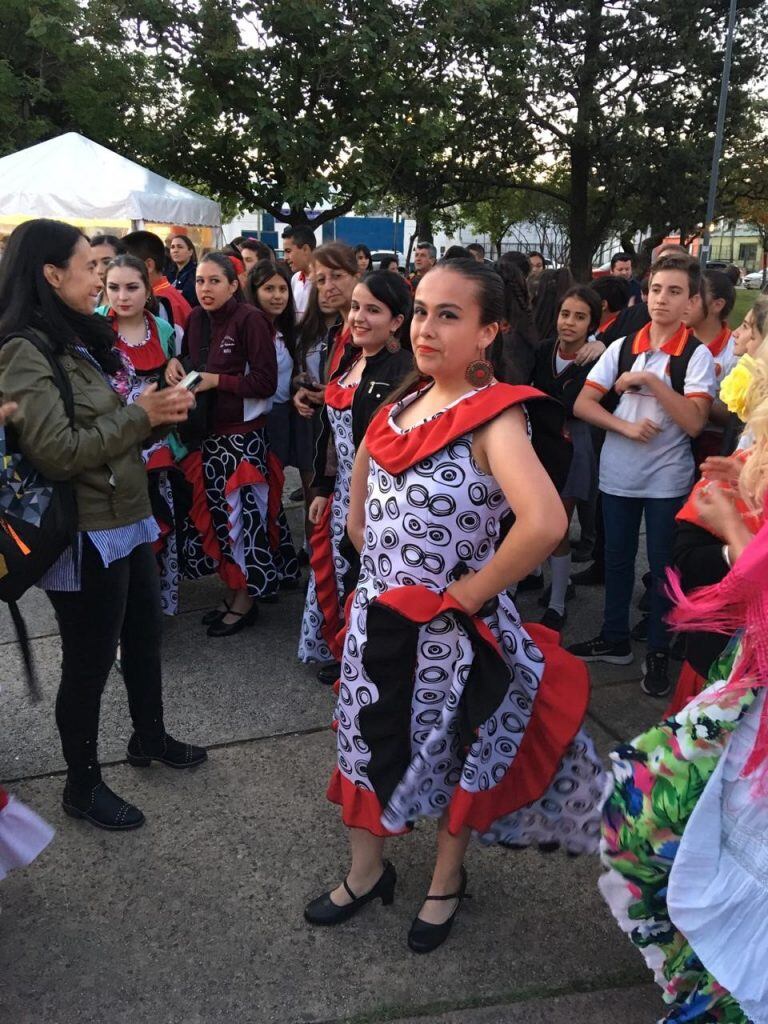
[167,253,299,637]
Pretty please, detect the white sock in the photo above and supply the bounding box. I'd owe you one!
[548,554,571,614]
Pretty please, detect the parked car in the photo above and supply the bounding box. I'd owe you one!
[744,270,768,290]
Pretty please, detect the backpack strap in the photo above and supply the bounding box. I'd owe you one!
[0,328,75,425]
[600,333,636,414]
[669,334,701,396]
[617,332,637,377]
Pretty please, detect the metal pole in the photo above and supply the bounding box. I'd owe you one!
[699,0,738,266]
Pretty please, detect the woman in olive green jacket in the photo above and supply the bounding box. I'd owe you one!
[0,219,206,831]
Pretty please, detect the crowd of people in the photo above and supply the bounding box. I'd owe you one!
[1,217,767,1020]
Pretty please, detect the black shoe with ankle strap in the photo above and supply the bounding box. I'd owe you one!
[201,601,230,626]
[206,602,259,637]
[407,866,470,954]
[304,860,396,925]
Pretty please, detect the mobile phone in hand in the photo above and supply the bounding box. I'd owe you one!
[179,371,203,391]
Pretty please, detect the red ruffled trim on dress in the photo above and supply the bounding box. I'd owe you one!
[181,451,246,590]
[326,771,409,837]
[366,383,553,474]
[325,369,360,411]
[328,584,590,836]
[309,499,343,659]
[665,660,707,718]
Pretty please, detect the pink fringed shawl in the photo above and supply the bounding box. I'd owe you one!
[667,515,768,780]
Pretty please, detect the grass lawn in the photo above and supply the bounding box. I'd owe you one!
[732,288,756,326]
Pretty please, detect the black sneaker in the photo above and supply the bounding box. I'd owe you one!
[540,607,566,632]
[572,563,604,586]
[567,635,633,665]
[641,652,672,698]
[631,616,649,642]
[538,581,576,607]
[516,572,544,593]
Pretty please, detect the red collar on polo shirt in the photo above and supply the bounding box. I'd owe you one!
[707,325,732,358]
[631,321,690,357]
[599,312,619,335]
[298,272,307,283]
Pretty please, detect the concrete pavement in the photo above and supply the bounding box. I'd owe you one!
[0,523,666,1024]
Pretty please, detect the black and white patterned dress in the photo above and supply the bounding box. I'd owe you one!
[327,383,606,850]
[298,371,357,663]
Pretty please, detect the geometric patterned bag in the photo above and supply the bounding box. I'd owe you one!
[0,330,78,694]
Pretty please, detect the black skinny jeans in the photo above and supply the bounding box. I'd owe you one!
[47,539,165,787]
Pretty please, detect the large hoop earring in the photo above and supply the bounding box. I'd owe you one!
[465,359,493,389]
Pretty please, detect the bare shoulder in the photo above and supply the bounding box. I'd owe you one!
[475,404,528,446]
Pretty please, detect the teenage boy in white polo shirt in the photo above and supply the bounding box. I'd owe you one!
[568,255,716,697]
[281,225,316,320]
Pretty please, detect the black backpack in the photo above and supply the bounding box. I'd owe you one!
[0,330,78,695]
[602,331,701,413]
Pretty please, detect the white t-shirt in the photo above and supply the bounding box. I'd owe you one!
[585,330,716,498]
[291,272,312,321]
[274,330,293,404]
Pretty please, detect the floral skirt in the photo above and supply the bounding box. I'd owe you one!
[599,641,754,1022]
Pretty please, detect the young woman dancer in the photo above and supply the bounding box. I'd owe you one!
[246,259,298,471]
[98,255,189,614]
[305,260,605,951]
[532,285,603,630]
[298,271,413,682]
[600,346,768,1023]
[293,245,358,560]
[166,253,298,637]
[685,269,738,462]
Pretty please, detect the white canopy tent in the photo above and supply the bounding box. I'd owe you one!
[0,132,221,237]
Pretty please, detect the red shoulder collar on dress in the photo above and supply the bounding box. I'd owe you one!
[366,383,549,474]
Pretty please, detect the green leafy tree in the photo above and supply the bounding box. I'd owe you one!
[0,0,156,157]
[516,0,767,279]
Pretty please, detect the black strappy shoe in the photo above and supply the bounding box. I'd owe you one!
[407,866,470,954]
[201,601,231,626]
[206,603,259,637]
[304,860,396,925]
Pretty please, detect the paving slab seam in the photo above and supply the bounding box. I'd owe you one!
[0,722,332,785]
[305,972,650,1024]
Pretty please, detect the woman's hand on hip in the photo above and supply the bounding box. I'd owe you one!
[136,383,195,427]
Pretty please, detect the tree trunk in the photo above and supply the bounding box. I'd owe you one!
[405,231,417,269]
[619,234,637,256]
[568,144,592,282]
[415,209,433,243]
[568,0,601,283]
